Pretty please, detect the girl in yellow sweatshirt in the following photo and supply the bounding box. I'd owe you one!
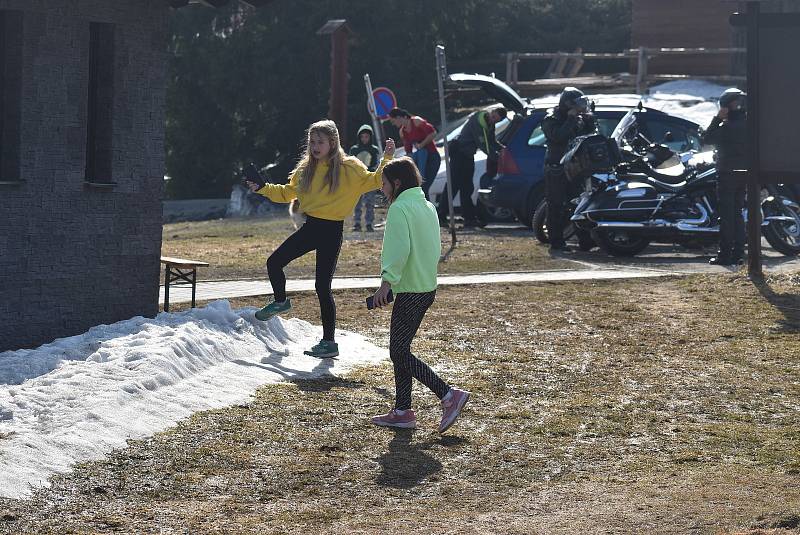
[246,119,394,358]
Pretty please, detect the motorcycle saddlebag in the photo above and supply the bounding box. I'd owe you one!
[583,181,661,222]
[562,134,621,182]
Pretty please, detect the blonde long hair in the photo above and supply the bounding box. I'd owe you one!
[292,120,354,194]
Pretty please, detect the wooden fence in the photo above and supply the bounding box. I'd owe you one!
[504,47,746,95]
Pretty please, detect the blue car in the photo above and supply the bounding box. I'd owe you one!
[464,81,703,227]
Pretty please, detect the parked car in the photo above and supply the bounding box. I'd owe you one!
[478,88,703,227]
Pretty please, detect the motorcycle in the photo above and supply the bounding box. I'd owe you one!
[531,111,680,249]
[566,109,800,257]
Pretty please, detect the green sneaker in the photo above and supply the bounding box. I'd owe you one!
[254,299,292,321]
[303,340,339,358]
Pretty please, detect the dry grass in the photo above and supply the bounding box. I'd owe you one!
[2,274,800,534]
[160,213,576,281]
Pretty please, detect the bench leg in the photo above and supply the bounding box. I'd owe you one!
[190,268,197,308]
[164,264,171,312]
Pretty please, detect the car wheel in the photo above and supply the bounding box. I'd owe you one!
[478,200,515,223]
[533,199,578,244]
[513,208,529,227]
[520,186,545,229]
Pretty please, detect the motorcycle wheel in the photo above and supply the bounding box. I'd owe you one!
[591,228,651,257]
[532,200,576,245]
[764,201,800,256]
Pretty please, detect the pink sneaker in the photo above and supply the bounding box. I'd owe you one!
[371,409,416,429]
[439,388,470,433]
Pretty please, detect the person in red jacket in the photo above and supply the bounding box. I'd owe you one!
[388,108,441,200]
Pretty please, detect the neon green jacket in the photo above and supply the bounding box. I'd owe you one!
[381,187,441,293]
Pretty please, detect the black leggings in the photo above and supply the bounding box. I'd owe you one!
[266,215,343,341]
[544,164,568,248]
[390,291,450,410]
[438,148,477,221]
[717,175,746,259]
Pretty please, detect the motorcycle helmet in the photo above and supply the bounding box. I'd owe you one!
[719,87,747,111]
[559,87,589,112]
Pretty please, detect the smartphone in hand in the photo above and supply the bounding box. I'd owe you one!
[366,289,393,310]
[241,163,268,189]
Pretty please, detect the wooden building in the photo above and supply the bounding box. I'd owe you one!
[631,0,746,76]
[632,1,800,77]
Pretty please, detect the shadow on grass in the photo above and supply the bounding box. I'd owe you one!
[750,276,800,333]
[293,375,366,393]
[374,429,442,489]
[577,242,717,266]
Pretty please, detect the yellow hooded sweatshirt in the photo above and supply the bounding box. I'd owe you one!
[255,155,390,221]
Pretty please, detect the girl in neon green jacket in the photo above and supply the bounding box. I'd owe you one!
[369,157,470,433]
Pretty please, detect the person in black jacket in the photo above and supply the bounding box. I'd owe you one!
[438,105,507,227]
[702,88,747,265]
[541,87,597,252]
[349,124,382,231]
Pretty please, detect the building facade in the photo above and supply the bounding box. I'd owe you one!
[632,0,800,77]
[0,1,170,350]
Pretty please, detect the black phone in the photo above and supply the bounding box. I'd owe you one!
[241,163,268,189]
[366,289,393,310]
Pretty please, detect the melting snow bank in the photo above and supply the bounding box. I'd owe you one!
[0,300,387,499]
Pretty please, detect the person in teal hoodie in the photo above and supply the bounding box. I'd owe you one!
[369,156,471,433]
[348,124,381,232]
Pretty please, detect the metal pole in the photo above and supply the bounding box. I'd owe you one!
[435,45,457,258]
[636,46,648,95]
[163,264,170,312]
[363,74,384,147]
[746,1,762,277]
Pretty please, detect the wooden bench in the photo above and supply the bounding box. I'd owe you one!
[160,256,209,312]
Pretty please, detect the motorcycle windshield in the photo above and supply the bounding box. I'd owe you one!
[610,109,637,149]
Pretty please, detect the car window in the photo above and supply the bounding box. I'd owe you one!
[527,117,621,147]
[644,119,701,152]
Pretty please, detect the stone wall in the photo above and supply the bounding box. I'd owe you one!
[0,1,169,350]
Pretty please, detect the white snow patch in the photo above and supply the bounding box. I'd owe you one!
[0,300,386,499]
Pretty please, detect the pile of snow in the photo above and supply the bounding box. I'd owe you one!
[0,301,387,499]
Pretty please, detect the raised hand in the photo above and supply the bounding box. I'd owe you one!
[384,138,396,158]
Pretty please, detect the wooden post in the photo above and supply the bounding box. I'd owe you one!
[745,1,762,277]
[317,20,353,146]
[636,46,648,94]
[512,52,519,85]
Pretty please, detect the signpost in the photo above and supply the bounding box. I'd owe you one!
[435,45,457,259]
[731,2,800,277]
[371,86,397,120]
[363,74,384,147]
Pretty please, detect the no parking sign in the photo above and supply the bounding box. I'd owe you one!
[369,86,397,120]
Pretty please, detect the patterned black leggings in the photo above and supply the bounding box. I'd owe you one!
[390,291,450,410]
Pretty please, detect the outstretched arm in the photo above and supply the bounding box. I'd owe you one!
[353,138,396,193]
[249,171,299,203]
